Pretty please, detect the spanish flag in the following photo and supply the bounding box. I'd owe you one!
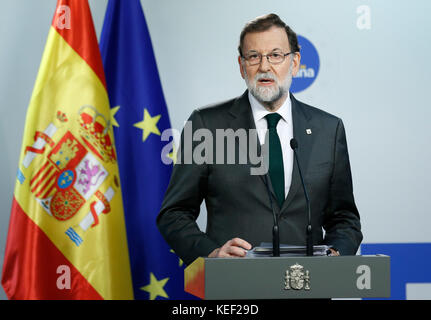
[1,0,133,299]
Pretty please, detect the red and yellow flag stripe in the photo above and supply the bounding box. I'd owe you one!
[2,0,133,299]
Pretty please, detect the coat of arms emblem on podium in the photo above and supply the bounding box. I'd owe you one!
[284,263,311,290]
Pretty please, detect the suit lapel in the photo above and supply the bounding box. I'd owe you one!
[281,93,314,212]
[228,90,268,187]
[228,91,255,132]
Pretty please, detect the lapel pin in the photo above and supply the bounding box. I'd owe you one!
[306,129,312,135]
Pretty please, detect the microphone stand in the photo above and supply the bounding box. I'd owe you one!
[264,175,280,257]
[291,139,313,256]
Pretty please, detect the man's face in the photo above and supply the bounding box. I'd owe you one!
[238,26,301,109]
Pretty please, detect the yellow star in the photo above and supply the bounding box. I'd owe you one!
[170,249,184,267]
[133,108,161,142]
[110,105,120,127]
[140,272,169,300]
[167,144,177,165]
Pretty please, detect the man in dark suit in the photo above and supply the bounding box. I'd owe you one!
[157,13,362,266]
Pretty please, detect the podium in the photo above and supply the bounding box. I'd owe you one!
[184,255,390,299]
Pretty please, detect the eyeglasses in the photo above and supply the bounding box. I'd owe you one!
[242,51,295,66]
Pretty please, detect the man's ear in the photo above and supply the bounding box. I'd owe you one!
[291,52,301,77]
[238,56,246,79]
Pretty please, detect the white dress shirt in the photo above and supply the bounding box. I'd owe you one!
[248,91,294,199]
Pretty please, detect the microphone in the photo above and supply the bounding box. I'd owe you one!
[264,174,280,257]
[290,138,313,256]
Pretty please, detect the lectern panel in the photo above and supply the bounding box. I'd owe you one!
[184,255,390,299]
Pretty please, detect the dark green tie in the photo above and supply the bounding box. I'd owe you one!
[265,113,285,208]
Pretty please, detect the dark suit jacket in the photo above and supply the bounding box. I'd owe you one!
[157,91,362,265]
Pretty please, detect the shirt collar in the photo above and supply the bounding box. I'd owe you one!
[248,90,291,124]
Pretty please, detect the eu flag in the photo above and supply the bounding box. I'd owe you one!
[100,0,194,300]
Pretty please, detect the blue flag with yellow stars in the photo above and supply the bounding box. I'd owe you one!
[100,0,195,300]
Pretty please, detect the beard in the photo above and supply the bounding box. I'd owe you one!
[244,63,293,110]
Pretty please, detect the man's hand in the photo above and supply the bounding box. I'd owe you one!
[328,248,340,256]
[208,238,252,258]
